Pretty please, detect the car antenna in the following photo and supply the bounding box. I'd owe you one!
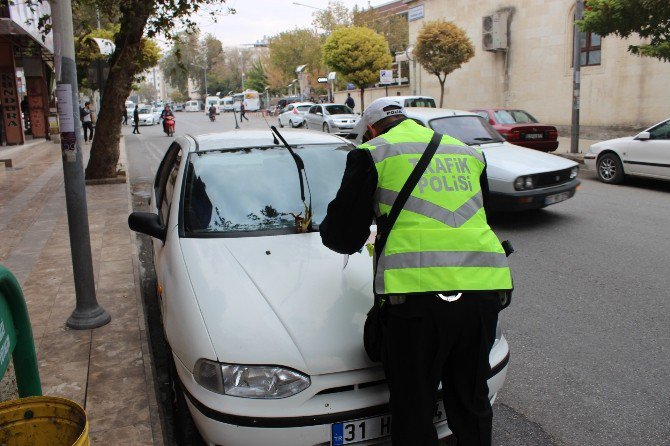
[269,125,313,233]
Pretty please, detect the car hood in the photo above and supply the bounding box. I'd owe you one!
[138,112,153,118]
[328,114,359,121]
[481,142,577,178]
[591,136,633,150]
[180,233,374,375]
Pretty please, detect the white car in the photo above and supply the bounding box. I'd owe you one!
[128,130,510,446]
[137,106,157,126]
[278,102,314,128]
[304,104,360,135]
[584,118,670,184]
[382,95,437,108]
[350,107,580,212]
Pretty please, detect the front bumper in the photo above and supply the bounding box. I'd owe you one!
[178,341,509,446]
[488,178,580,212]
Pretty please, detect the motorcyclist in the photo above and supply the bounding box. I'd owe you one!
[160,105,173,133]
[208,104,217,121]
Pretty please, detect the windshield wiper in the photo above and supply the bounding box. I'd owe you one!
[270,125,312,233]
[473,137,496,141]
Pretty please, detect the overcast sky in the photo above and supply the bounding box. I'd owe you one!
[190,0,386,46]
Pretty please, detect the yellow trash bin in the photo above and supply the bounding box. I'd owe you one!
[0,396,89,446]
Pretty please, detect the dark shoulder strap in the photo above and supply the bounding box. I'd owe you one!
[375,131,442,264]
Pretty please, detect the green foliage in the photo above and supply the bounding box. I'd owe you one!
[580,0,670,61]
[311,1,352,34]
[269,29,324,84]
[322,26,392,89]
[352,5,409,55]
[245,59,267,93]
[170,90,189,103]
[414,20,474,107]
[135,82,157,102]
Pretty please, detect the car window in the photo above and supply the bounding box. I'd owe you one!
[428,116,504,145]
[138,107,151,114]
[493,110,538,124]
[473,111,488,119]
[297,105,312,112]
[404,98,436,108]
[325,105,353,115]
[155,143,183,223]
[649,120,670,140]
[182,144,351,236]
[286,105,294,112]
[309,106,317,114]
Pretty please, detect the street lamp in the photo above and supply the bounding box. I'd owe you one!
[292,2,327,11]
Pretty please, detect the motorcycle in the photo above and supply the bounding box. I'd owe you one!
[209,113,216,122]
[164,115,175,136]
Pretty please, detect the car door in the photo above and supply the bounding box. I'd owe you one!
[152,142,183,309]
[315,105,325,128]
[625,120,670,178]
[306,105,318,127]
[281,104,294,126]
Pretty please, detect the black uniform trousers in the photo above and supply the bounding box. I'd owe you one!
[383,292,501,446]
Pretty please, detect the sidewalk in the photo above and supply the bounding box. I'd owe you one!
[554,136,601,164]
[0,140,163,444]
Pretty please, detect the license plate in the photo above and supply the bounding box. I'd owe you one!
[545,191,570,205]
[524,133,543,139]
[331,401,446,445]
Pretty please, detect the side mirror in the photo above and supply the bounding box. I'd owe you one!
[128,212,166,242]
[635,131,651,140]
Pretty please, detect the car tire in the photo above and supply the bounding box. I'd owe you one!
[304,122,309,130]
[323,123,330,133]
[596,153,624,184]
[289,120,296,128]
[168,353,206,446]
[278,119,283,128]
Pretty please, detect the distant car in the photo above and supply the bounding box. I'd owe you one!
[152,107,162,124]
[128,129,510,445]
[471,109,559,152]
[349,107,580,212]
[278,102,314,128]
[304,104,360,135]
[173,103,184,112]
[584,118,670,184]
[137,106,156,126]
[383,95,436,108]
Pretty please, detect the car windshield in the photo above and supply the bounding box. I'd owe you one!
[325,105,353,115]
[297,105,312,112]
[182,144,350,236]
[138,107,151,114]
[493,110,538,124]
[428,116,504,145]
[405,98,436,108]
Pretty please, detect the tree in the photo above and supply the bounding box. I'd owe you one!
[352,5,408,55]
[311,1,351,34]
[579,0,670,61]
[245,59,267,93]
[170,90,189,103]
[413,20,474,107]
[84,0,235,180]
[135,82,157,103]
[322,26,392,110]
[269,29,324,85]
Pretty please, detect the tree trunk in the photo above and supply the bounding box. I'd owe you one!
[85,1,154,180]
[438,77,446,108]
[360,87,365,113]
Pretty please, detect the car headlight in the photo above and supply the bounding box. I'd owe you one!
[514,175,535,190]
[570,166,579,179]
[194,359,310,399]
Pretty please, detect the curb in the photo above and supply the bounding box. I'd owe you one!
[554,152,584,164]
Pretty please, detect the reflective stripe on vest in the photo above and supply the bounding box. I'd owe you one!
[361,119,512,295]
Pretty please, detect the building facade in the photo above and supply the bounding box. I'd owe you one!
[406,0,670,136]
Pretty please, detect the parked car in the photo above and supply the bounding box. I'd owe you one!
[173,103,184,112]
[278,102,314,128]
[471,108,559,152]
[128,130,510,445]
[151,107,162,123]
[384,95,437,108]
[584,118,670,184]
[137,105,157,126]
[304,104,360,135]
[350,107,580,212]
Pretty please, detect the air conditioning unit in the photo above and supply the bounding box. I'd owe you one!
[482,12,509,52]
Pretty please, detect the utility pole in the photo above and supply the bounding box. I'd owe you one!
[570,0,583,154]
[51,0,111,329]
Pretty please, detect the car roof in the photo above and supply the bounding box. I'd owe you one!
[288,102,315,107]
[186,130,351,153]
[403,107,480,120]
[387,95,435,101]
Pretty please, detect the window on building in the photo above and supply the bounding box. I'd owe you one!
[573,4,601,66]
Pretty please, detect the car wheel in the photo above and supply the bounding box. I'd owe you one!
[597,153,624,184]
[323,123,330,133]
[289,120,296,128]
[168,353,205,446]
[304,122,309,130]
[278,119,283,128]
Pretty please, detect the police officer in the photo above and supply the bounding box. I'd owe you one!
[320,99,512,446]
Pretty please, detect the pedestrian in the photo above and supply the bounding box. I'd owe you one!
[320,98,513,446]
[345,92,355,110]
[132,104,140,134]
[123,107,129,125]
[240,102,249,122]
[80,101,94,143]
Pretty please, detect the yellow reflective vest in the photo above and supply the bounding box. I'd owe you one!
[358,119,513,295]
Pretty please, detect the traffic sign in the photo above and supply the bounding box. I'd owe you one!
[379,70,393,85]
[317,77,328,83]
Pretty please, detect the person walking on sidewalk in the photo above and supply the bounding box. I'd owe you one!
[345,92,355,110]
[240,102,249,122]
[80,102,94,143]
[132,104,140,134]
[320,98,513,446]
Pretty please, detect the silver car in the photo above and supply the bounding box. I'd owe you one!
[304,104,360,134]
[278,102,314,128]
